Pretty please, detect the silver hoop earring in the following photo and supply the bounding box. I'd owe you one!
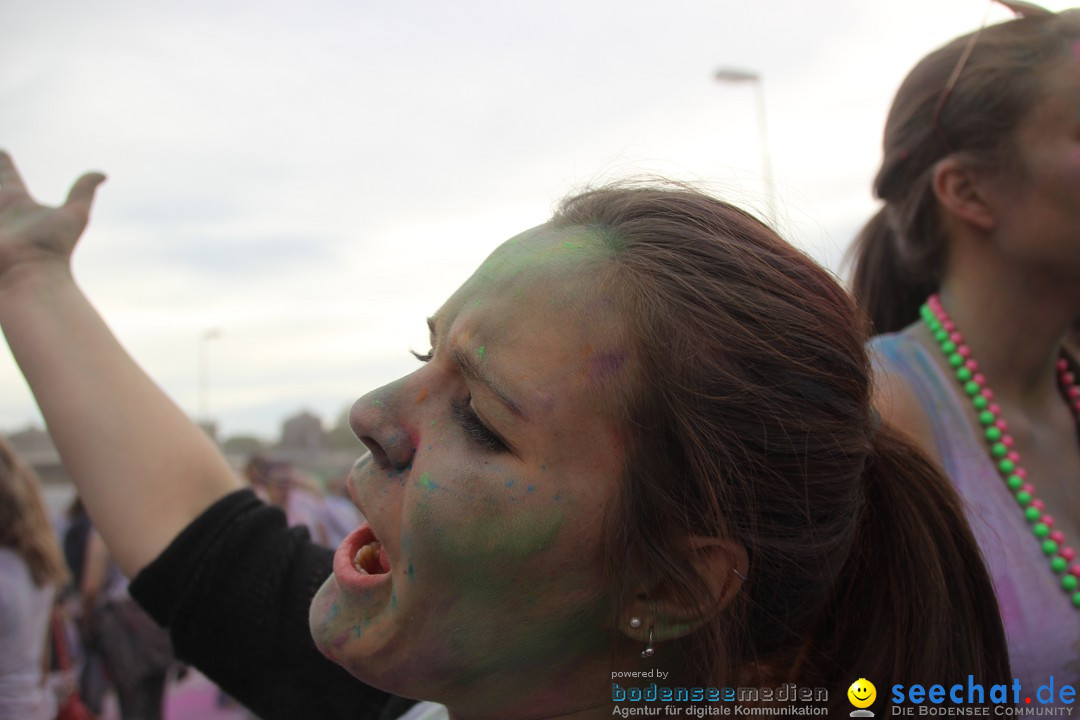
[629,617,642,629]
[641,626,655,659]
[733,567,747,581]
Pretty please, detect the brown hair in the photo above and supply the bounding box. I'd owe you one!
[552,186,1009,707]
[850,9,1080,333]
[0,435,70,587]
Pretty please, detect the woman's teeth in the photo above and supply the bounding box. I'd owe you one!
[353,541,386,575]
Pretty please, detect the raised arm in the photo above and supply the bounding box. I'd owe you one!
[0,152,241,576]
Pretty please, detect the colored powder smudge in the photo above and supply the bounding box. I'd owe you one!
[415,387,429,403]
[526,485,536,493]
[505,478,515,488]
[476,345,486,359]
[587,352,625,378]
[562,241,582,250]
[418,472,437,491]
[373,399,385,409]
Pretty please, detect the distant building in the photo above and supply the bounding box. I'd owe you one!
[6,426,68,486]
[278,410,326,451]
[5,409,358,504]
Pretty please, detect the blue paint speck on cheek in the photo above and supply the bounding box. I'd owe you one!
[526,485,536,493]
[384,457,413,483]
[505,478,515,488]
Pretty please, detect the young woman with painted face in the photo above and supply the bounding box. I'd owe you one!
[0,151,1008,720]
[851,5,1080,690]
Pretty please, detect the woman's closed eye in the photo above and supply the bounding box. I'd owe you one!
[412,345,511,453]
[452,398,509,453]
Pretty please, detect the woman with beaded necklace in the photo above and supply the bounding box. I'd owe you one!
[851,2,1080,691]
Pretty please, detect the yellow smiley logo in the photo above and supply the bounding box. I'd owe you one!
[848,678,876,709]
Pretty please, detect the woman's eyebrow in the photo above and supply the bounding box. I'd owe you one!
[429,315,528,419]
[450,347,528,420]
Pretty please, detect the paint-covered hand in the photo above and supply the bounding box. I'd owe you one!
[0,151,105,291]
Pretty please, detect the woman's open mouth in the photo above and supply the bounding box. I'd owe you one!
[353,539,391,575]
[333,522,393,591]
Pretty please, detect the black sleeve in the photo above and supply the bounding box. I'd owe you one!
[129,489,405,720]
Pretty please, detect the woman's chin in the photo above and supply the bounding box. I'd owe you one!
[307,575,406,689]
[308,575,351,663]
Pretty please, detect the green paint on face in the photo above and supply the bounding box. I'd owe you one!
[448,507,561,576]
[476,345,486,359]
[418,472,437,491]
[408,487,567,594]
[373,399,385,409]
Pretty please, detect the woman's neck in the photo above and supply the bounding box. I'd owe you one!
[936,262,1079,414]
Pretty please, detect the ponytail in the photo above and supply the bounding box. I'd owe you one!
[550,184,1009,701]
[849,209,937,335]
[799,423,1010,710]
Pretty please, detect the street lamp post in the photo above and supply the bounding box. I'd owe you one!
[714,67,777,228]
[198,328,222,421]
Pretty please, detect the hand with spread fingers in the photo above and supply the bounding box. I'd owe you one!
[0,153,240,578]
[0,151,105,290]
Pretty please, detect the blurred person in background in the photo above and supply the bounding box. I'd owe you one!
[248,457,359,549]
[0,434,69,720]
[63,496,110,715]
[78,522,175,720]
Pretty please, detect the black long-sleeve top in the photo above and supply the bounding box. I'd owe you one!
[129,489,417,720]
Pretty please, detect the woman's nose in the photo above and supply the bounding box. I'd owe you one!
[349,391,415,473]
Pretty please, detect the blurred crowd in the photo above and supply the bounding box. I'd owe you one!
[0,438,360,720]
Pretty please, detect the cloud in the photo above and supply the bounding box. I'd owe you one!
[3,0,1071,436]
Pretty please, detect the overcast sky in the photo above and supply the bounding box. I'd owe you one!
[2,0,1070,439]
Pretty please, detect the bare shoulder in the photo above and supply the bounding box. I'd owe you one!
[867,328,945,469]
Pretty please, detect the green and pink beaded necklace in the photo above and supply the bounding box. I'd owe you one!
[921,294,1080,610]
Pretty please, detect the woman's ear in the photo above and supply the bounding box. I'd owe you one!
[931,156,998,233]
[620,538,747,643]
